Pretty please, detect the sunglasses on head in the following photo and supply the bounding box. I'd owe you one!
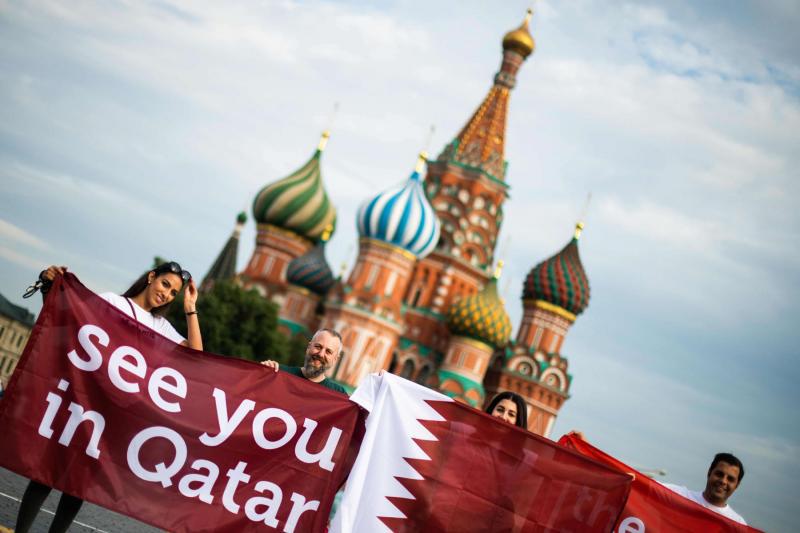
[156,261,191,284]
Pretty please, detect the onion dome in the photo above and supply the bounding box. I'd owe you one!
[447,264,512,348]
[502,8,535,58]
[356,152,441,259]
[523,223,591,316]
[286,225,335,295]
[252,132,337,242]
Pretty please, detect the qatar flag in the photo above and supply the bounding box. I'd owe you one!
[332,373,632,532]
[559,434,762,532]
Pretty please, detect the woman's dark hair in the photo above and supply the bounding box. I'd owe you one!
[121,262,187,317]
[485,391,528,429]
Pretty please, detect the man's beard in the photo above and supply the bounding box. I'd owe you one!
[303,355,328,379]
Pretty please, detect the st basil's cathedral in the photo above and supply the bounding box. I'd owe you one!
[203,10,591,438]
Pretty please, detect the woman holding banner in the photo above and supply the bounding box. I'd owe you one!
[15,261,202,533]
[485,391,528,429]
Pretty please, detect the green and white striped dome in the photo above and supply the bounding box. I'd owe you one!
[252,132,337,241]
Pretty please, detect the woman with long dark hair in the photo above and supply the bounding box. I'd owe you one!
[15,261,202,533]
[485,390,528,429]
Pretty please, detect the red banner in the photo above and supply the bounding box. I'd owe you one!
[0,273,365,533]
[559,435,761,533]
[333,373,633,532]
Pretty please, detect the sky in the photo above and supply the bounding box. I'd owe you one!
[1,0,798,530]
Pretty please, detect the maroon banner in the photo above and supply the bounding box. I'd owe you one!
[332,373,633,532]
[392,404,633,531]
[0,273,365,532]
[559,435,761,533]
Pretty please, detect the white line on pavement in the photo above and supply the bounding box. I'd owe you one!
[0,490,110,533]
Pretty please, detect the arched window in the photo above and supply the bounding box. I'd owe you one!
[388,352,399,373]
[415,365,432,385]
[545,373,561,389]
[410,287,423,307]
[400,359,415,379]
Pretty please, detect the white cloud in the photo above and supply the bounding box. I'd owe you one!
[599,197,717,250]
[4,160,180,227]
[635,33,739,78]
[0,245,47,272]
[622,4,670,28]
[9,0,433,116]
[0,218,48,250]
[716,432,800,464]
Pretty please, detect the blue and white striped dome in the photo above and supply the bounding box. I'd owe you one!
[356,155,441,259]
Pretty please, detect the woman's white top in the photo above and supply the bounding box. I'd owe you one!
[99,293,185,345]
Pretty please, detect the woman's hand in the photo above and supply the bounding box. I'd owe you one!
[182,279,203,350]
[183,279,198,312]
[29,265,67,300]
[42,265,68,281]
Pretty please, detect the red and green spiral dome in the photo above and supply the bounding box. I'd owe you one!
[523,229,590,316]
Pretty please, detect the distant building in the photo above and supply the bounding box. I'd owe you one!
[0,292,35,385]
[200,211,247,292]
[208,9,592,437]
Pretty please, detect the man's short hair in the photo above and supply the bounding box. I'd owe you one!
[313,328,343,347]
[708,452,745,483]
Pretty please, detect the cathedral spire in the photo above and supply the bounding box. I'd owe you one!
[201,212,246,292]
[317,130,331,152]
[501,8,534,59]
[437,9,535,182]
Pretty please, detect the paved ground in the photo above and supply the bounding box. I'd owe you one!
[0,468,161,533]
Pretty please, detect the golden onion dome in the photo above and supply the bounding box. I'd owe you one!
[502,8,535,58]
[446,269,512,349]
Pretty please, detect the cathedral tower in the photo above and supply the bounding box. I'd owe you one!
[399,10,536,368]
[241,132,337,300]
[278,225,336,338]
[484,222,590,437]
[322,153,440,389]
[201,211,246,292]
[440,262,512,406]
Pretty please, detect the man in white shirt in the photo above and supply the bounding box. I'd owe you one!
[663,452,747,525]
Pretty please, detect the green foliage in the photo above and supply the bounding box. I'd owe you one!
[166,281,297,363]
[285,331,310,367]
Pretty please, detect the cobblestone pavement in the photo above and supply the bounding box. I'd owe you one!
[0,468,162,532]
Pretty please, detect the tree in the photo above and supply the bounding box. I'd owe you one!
[285,330,309,367]
[167,280,300,363]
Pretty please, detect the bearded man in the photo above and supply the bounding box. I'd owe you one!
[261,328,346,394]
